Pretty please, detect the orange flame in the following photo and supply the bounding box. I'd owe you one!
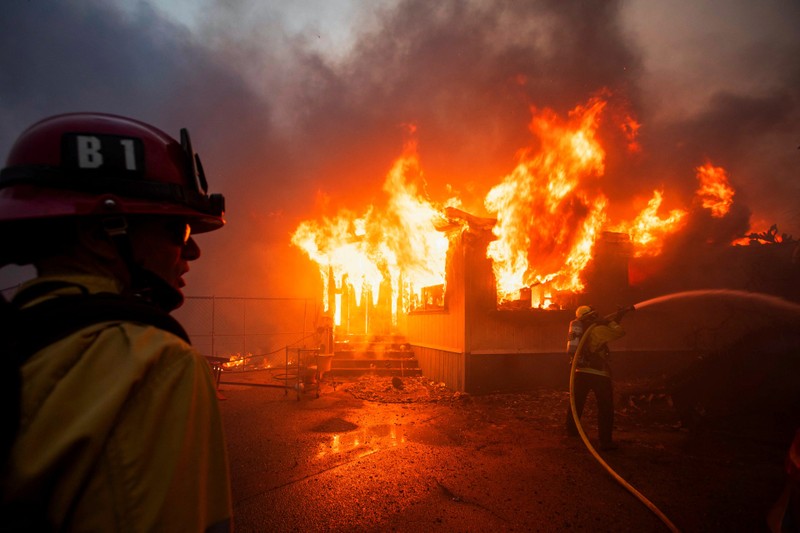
[696,162,734,217]
[293,95,748,322]
[290,137,454,325]
[612,190,688,257]
[732,223,787,246]
[621,114,641,153]
[485,97,608,302]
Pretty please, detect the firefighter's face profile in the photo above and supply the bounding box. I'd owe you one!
[129,216,200,290]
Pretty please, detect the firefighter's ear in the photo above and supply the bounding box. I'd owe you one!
[75,219,120,262]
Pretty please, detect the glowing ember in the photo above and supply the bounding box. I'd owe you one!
[696,162,734,217]
[733,223,791,246]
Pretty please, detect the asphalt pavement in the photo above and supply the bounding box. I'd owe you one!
[218,374,786,532]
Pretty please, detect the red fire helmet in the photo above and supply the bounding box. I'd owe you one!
[0,112,225,232]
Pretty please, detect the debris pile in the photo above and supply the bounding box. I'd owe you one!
[344,376,468,404]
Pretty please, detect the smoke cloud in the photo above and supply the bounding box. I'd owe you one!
[1,0,798,298]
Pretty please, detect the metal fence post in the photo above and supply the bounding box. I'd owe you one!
[211,296,216,357]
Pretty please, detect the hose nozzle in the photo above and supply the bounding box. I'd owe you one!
[605,305,636,322]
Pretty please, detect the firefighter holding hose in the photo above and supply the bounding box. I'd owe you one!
[566,304,634,451]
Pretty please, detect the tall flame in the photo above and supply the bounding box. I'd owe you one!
[485,97,608,302]
[696,162,734,217]
[290,137,453,325]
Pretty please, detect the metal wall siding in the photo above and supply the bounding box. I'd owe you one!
[412,345,465,392]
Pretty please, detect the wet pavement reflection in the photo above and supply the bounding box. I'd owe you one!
[219,377,788,532]
[314,423,407,459]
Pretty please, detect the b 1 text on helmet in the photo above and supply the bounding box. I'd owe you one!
[65,133,145,175]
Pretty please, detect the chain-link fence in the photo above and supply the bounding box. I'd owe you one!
[3,282,322,388]
[172,296,321,368]
[2,282,321,371]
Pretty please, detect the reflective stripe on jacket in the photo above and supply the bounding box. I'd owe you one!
[2,275,232,532]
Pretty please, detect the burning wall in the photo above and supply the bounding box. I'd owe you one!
[403,222,798,393]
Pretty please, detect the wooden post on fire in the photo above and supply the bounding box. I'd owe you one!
[341,274,350,336]
[327,265,336,332]
[396,273,404,330]
[364,285,371,336]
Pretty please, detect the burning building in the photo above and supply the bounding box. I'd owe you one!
[292,95,800,394]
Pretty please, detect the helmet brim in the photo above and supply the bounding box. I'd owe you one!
[0,185,224,233]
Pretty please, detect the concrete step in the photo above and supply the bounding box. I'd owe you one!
[327,367,423,378]
[333,334,411,354]
[333,349,416,359]
[329,334,420,378]
[331,358,419,370]
[335,333,408,344]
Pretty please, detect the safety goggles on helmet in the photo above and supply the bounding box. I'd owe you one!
[0,113,225,233]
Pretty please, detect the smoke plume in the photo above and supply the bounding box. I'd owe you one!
[1,0,798,298]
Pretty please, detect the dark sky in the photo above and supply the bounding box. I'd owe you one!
[1,0,798,298]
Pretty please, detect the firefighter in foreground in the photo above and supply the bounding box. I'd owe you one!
[0,113,232,531]
[566,305,633,451]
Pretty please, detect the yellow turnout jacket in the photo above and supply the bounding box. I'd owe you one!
[1,275,232,532]
[574,320,626,378]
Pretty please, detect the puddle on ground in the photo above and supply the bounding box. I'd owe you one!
[314,418,459,458]
[316,423,407,459]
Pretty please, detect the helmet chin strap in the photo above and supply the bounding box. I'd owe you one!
[102,217,184,312]
[129,268,184,312]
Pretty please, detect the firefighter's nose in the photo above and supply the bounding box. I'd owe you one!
[182,237,201,260]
